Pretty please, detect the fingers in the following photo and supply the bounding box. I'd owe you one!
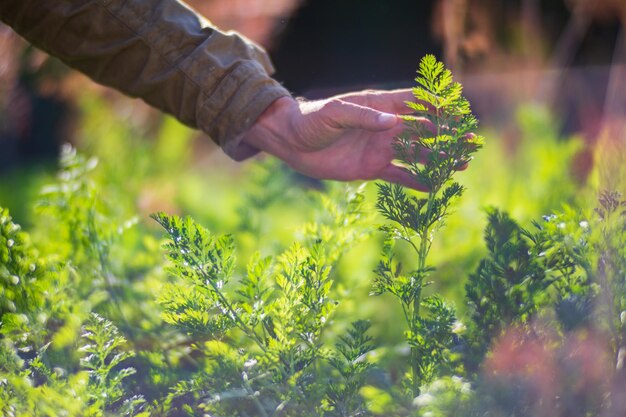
[378,164,430,192]
[321,98,443,134]
[337,89,415,115]
[323,99,400,132]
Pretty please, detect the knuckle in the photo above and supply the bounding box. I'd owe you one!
[324,98,344,112]
[358,106,373,120]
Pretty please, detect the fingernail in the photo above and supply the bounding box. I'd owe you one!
[378,113,397,125]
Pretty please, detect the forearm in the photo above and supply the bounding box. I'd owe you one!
[0,0,291,159]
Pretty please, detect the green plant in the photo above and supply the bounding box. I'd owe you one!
[461,191,626,417]
[325,320,374,417]
[374,55,483,396]
[0,147,153,416]
[80,313,144,415]
[463,207,595,369]
[2,51,624,417]
[152,185,374,416]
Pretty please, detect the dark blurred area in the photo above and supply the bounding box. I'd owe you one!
[0,0,625,176]
[271,0,441,95]
[0,41,75,171]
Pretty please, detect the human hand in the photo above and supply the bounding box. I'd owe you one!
[240,89,440,191]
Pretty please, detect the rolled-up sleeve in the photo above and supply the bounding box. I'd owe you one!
[0,0,291,160]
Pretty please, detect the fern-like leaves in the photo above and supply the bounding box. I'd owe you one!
[151,212,240,336]
[374,55,483,396]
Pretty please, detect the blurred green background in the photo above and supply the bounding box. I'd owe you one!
[1,0,625,352]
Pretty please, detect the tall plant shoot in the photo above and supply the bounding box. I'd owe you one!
[375,55,484,396]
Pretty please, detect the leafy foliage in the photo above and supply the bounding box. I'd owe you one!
[397,54,483,191]
[1,57,624,417]
[464,208,589,366]
[462,192,626,416]
[0,206,43,318]
[152,213,238,336]
[374,55,482,396]
[0,147,150,416]
[326,320,375,417]
[152,186,374,416]
[413,376,475,417]
[80,313,145,415]
[37,145,113,271]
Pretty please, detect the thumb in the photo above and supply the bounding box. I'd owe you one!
[326,100,399,131]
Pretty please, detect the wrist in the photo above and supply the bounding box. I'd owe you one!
[240,96,300,160]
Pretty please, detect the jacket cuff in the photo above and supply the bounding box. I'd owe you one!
[196,60,291,161]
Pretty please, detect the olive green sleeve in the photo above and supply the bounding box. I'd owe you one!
[0,0,292,160]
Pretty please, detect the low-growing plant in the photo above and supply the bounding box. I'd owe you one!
[463,207,596,370]
[460,191,626,417]
[151,184,374,416]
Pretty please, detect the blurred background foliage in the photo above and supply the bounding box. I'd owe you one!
[1,0,626,415]
[1,0,624,292]
[1,0,625,365]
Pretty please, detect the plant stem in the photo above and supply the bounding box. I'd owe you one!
[170,235,268,353]
[242,372,270,417]
[409,189,437,397]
